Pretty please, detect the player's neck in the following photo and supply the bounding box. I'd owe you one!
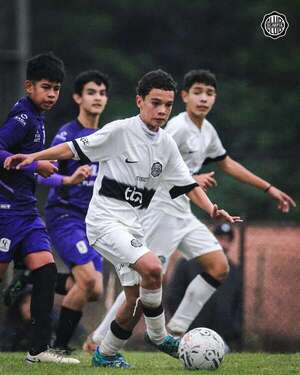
[187,111,205,129]
[77,112,100,129]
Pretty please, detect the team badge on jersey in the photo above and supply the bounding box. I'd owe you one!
[80,136,89,145]
[131,238,143,248]
[151,162,162,177]
[0,238,11,252]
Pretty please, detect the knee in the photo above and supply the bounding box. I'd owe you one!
[88,282,103,301]
[208,262,230,282]
[79,275,96,294]
[142,261,163,283]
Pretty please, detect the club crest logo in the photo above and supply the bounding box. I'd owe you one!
[80,136,89,145]
[131,239,143,247]
[261,11,289,39]
[0,238,11,252]
[151,162,162,177]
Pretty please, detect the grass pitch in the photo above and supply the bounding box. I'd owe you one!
[0,351,299,374]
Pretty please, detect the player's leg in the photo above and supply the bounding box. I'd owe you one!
[86,209,180,351]
[21,216,79,364]
[167,217,228,336]
[53,261,103,351]
[85,290,126,351]
[46,214,103,351]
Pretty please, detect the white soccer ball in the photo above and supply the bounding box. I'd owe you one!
[178,327,225,371]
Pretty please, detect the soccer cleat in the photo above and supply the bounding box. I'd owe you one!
[25,348,80,364]
[51,345,76,355]
[92,347,133,368]
[144,332,180,358]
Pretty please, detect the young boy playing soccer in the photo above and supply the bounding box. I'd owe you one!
[87,69,296,349]
[0,52,79,364]
[4,69,241,368]
[40,70,110,352]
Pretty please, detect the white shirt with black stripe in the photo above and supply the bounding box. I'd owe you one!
[67,115,197,244]
[149,112,227,217]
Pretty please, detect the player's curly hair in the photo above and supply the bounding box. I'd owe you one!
[136,69,177,98]
[183,69,217,91]
[74,70,109,95]
[26,52,65,83]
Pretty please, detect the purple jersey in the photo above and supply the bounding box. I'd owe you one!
[46,119,98,216]
[0,97,46,214]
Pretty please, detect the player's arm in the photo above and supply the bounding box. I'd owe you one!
[187,186,242,223]
[37,165,91,186]
[0,116,58,176]
[217,156,296,212]
[166,137,242,223]
[4,143,74,172]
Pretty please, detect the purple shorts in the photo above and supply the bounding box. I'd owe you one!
[45,209,102,272]
[0,213,52,263]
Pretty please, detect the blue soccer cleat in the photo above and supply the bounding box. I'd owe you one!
[92,347,133,368]
[144,332,180,358]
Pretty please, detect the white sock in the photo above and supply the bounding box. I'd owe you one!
[140,287,167,344]
[167,274,216,334]
[99,327,127,356]
[92,291,126,344]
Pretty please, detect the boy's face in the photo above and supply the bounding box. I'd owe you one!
[25,79,61,111]
[73,81,108,116]
[136,88,174,132]
[182,82,216,118]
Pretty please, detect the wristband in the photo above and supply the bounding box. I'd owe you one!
[264,184,272,193]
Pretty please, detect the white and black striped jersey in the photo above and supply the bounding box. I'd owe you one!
[149,112,227,217]
[68,115,197,244]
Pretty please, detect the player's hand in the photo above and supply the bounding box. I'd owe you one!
[267,186,296,213]
[193,172,217,191]
[4,153,35,170]
[210,204,243,224]
[36,161,58,177]
[63,165,92,185]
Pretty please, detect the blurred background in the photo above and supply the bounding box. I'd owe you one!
[0,0,299,352]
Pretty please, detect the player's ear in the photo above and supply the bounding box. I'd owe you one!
[73,93,82,105]
[181,90,188,104]
[24,80,34,95]
[136,95,143,109]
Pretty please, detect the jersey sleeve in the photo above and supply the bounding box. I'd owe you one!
[204,125,227,163]
[162,137,198,199]
[68,121,122,163]
[0,113,31,151]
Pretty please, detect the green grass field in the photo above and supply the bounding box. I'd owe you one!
[0,351,299,374]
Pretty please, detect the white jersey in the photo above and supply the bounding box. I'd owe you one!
[149,112,227,217]
[68,115,197,244]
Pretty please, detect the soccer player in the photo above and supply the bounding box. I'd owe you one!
[0,52,79,364]
[4,69,241,368]
[41,70,110,352]
[141,69,296,337]
[87,69,296,346]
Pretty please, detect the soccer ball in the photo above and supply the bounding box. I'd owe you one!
[178,328,225,370]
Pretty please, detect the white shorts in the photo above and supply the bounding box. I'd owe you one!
[141,209,222,272]
[92,226,149,286]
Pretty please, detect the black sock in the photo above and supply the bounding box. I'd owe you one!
[29,263,57,355]
[55,273,71,295]
[201,271,221,288]
[111,320,132,340]
[54,306,82,348]
[142,303,164,317]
